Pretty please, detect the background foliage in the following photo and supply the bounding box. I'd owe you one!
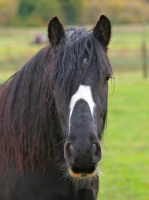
[0,0,149,26]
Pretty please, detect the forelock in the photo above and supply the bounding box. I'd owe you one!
[64,27,90,44]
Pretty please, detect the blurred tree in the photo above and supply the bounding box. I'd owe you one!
[1,0,149,26]
[85,0,125,24]
[18,0,63,20]
[58,0,86,24]
[0,0,18,25]
[85,0,148,24]
[16,0,64,25]
[18,0,36,16]
[35,0,64,22]
[16,0,86,25]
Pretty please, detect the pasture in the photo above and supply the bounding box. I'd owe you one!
[0,24,149,200]
[100,72,149,200]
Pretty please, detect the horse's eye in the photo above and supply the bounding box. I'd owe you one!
[83,58,88,65]
[105,75,111,82]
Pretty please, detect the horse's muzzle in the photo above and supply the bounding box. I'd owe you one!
[64,142,101,178]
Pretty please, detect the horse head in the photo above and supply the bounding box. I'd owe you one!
[48,16,112,178]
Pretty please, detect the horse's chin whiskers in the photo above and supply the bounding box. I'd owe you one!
[59,163,99,185]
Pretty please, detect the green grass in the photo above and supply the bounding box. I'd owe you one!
[0,27,45,72]
[0,24,149,72]
[98,72,149,200]
[109,24,149,71]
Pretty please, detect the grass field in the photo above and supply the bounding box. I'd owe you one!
[99,72,149,200]
[0,24,149,73]
[0,24,149,199]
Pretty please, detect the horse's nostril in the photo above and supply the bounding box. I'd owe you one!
[69,144,75,156]
[92,143,97,154]
[92,142,102,163]
[64,143,75,164]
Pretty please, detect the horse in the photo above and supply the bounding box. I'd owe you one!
[0,15,112,200]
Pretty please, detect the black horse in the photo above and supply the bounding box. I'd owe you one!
[0,15,112,200]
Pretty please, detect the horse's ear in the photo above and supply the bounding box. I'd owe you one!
[48,17,65,47]
[93,15,111,48]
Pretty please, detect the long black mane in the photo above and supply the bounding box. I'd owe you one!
[0,26,112,172]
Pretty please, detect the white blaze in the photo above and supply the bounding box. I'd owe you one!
[69,85,95,131]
